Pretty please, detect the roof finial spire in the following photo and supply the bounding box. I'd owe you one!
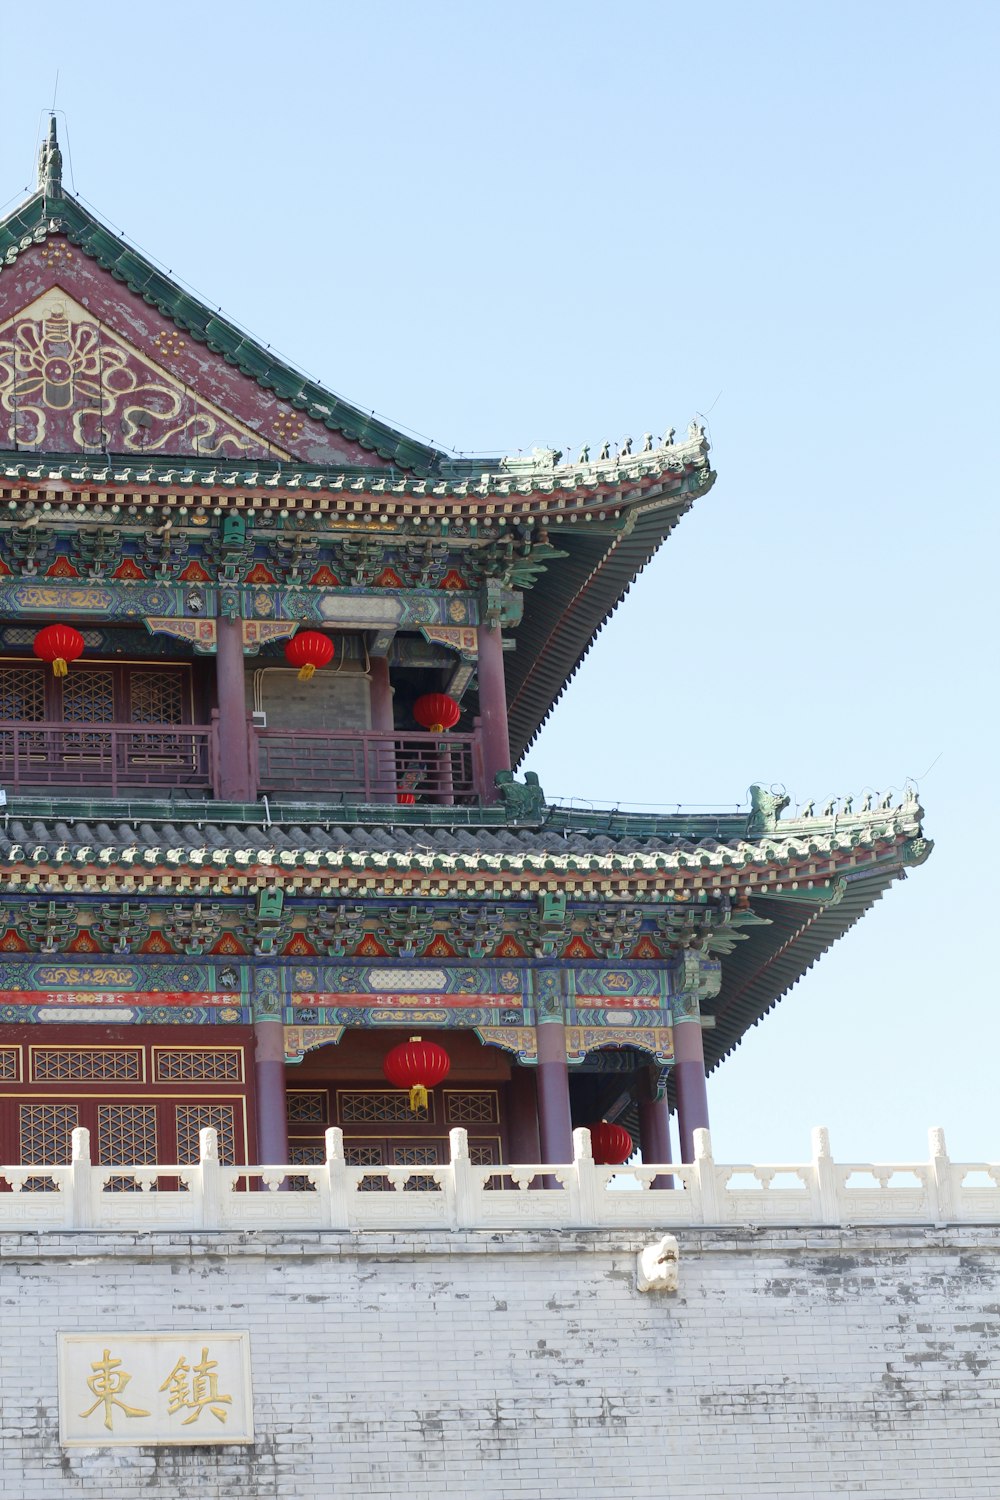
[38,115,63,202]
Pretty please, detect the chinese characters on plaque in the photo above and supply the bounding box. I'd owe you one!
[58,1333,253,1446]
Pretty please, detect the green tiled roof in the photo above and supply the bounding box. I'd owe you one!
[0,786,929,1071]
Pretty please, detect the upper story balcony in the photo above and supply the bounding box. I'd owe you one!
[0,628,506,809]
[0,718,487,803]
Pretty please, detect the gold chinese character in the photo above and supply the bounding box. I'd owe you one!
[159,1347,232,1425]
[79,1349,151,1431]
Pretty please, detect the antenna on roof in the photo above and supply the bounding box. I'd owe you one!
[38,114,63,203]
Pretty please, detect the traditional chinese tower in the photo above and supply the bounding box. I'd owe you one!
[0,122,930,1181]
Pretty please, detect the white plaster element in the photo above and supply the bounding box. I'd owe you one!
[2,1124,994,1234]
[636,1234,679,1293]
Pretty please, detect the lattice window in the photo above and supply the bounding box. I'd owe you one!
[470,1142,500,1167]
[60,669,114,759]
[31,1048,142,1082]
[290,1144,325,1166]
[345,1143,388,1191]
[20,1103,77,1164]
[393,1144,441,1167]
[176,1105,237,1165]
[345,1144,384,1167]
[392,1142,443,1192]
[62,670,114,723]
[287,1142,324,1193]
[97,1105,157,1193]
[154,1049,242,1083]
[0,1047,19,1080]
[287,1091,327,1124]
[130,671,184,725]
[339,1091,431,1124]
[98,1106,157,1164]
[0,666,44,721]
[444,1091,499,1125]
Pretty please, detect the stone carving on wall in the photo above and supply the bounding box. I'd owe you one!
[636,1234,679,1293]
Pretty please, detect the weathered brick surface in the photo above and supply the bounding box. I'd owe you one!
[1,1225,998,1498]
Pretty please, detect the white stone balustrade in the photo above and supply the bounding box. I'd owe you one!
[0,1124,996,1233]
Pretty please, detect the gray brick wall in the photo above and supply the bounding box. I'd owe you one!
[2,1225,998,1498]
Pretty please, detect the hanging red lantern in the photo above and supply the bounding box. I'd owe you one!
[33,624,84,678]
[413,693,460,734]
[396,791,416,805]
[284,630,335,681]
[383,1036,450,1113]
[589,1121,634,1166]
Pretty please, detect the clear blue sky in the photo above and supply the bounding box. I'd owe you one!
[1,1,996,1166]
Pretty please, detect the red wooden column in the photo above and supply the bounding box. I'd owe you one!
[253,1019,289,1166]
[638,1065,673,1188]
[368,655,396,802]
[476,620,511,804]
[674,1004,710,1163]
[534,967,574,1166]
[536,1023,573,1164]
[638,1067,672,1165]
[507,1065,541,1163]
[216,616,253,802]
[369,656,394,733]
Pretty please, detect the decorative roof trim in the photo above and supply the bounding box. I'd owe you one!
[0,823,926,890]
[0,437,711,517]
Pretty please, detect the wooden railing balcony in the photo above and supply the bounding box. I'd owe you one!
[0,719,217,796]
[0,718,489,806]
[251,726,487,805]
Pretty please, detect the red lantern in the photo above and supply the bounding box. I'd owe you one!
[588,1121,634,1166]
[396,791,416,805]
[383,1036,450,1113]
[33,624,84,678]
[284,631,335,681]
[413,693,460,734]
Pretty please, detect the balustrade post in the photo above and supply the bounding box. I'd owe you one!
[215,615,253,802]
[198,1127,223,1229]
[70,1126,93,1230]
[325,1127,350,1230]
[810,1126,842,1224]
[692,1128,720,1223]
[928,1126,955,1223]
[450,1127,475,1228]
[573,1126,600,1227]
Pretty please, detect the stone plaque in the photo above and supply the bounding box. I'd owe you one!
[58,1331,253,1446]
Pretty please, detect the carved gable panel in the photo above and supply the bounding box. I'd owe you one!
[0,288,282,461]
[0,242,394,467]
